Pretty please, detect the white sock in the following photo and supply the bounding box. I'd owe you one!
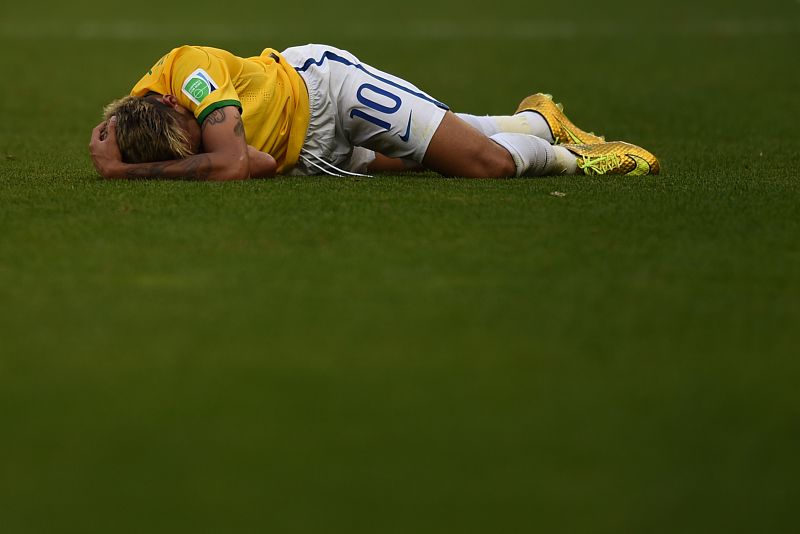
[458,113,554,144]
[552,145,579,175]
[490,133,578,177]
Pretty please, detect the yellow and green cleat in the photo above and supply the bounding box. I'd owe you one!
[515,93,606,145]
[562,141,660,176]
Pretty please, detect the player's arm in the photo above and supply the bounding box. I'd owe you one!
[90,106,276,180]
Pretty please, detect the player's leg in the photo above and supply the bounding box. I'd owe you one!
[367,153,423,173]
[338,92,579,177]
[422,111,580,177]
[421,111,515,177]
[457,93,607,146]
[321,48,574,177]
[285,44,577,178]
[455,112,555,143]
[355,92,659,177]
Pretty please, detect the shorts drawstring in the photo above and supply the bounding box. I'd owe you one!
[299,150,373,178]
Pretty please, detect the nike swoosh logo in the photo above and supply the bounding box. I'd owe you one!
[399,111,412,142]
[626,154,651,176]
[559,122,585,144]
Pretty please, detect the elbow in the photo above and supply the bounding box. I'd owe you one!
[213,157,250,181]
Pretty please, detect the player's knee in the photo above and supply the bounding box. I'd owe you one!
[467,146,516,178]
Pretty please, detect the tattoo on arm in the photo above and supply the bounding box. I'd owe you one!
[125,154,214,180]
[202,108,227,130]
[203,107,245,138]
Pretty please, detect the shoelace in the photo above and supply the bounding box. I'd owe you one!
[578,154,622,175]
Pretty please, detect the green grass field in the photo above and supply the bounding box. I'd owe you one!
[1,0,799,532]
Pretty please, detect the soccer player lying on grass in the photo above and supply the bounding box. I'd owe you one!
[89,44,659,181]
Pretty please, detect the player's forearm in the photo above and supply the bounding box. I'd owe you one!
[110,152,249,181]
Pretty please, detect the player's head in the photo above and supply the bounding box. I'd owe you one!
[103,94,201,163]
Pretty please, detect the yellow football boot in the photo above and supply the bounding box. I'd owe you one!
[562,141,660,176]
[515,93,606,145]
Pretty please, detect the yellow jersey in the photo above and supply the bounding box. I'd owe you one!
[131,45,310,173]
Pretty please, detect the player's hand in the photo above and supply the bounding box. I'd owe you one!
[89,116,125,179]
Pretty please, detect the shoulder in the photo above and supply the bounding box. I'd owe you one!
[169,45,212,63]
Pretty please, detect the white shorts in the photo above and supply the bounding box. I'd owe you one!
[281,44,449,176]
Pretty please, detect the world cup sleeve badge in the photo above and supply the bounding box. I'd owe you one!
[181,69,219,106]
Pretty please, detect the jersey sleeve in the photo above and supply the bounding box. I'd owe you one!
[132,46,242,124]
[168,46,242,124]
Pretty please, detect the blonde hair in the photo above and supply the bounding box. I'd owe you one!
[103,96,195,163]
